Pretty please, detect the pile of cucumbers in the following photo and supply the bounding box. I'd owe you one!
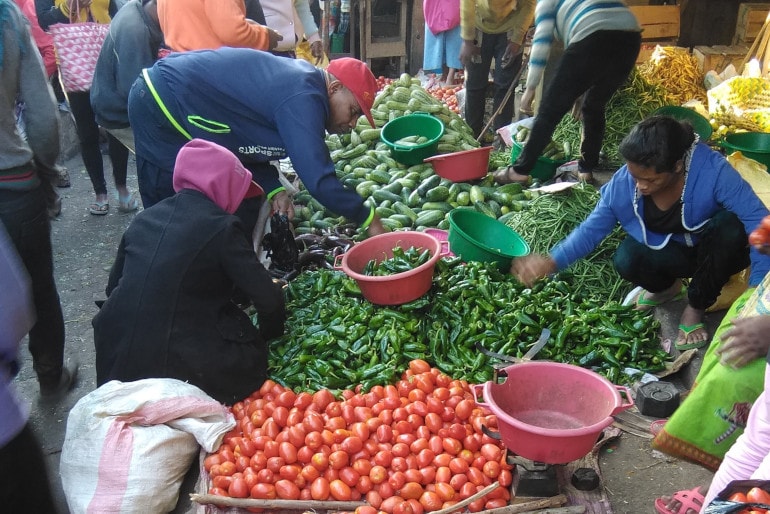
[514,126,572,162]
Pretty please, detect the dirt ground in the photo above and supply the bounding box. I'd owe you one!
[12,113,719,513]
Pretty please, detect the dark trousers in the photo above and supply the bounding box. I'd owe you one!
[0,424,58,513]
[67,90,129,196]
[613,210,750,310]
[464,32,524,138]
[0,185,65,386]
[513,30,641,175]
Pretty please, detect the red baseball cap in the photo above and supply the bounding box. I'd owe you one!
[327,58,377,127]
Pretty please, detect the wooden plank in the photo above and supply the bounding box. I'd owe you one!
[629,5,681,40]
[733,3,770,44]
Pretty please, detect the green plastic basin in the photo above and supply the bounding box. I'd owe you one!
[381,113,445,166]
[447,209,530,270]
[653,105,713,141]
[510,140,568,181]
[720,132,770,168]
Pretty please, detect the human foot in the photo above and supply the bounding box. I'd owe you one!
[654,485,707,514]
[676,305,708,350]
[493,166,531,185]
[635,281,686,311]
[89,194,109,215]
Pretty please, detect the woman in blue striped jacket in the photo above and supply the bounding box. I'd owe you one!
[495,0,641,185]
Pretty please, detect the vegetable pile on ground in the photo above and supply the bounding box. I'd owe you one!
[267,256,667,392]
[553,68,669,168]
[504,182,632,300]
[204,360,513,512]
[638,46,708,106]
[426,84,462,114]
[292,73,528,236]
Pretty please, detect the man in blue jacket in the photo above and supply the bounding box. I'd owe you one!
[91,0,163,153]
[128,49,386,237]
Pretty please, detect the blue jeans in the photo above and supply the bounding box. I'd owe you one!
[0,184,65,385]
[463,32,523,138]
[613,210,750,310]
[513,30,641,175]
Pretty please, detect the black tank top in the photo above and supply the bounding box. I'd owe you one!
[643,198,685,234]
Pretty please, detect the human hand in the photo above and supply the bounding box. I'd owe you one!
[310,40,324,64]
[366,215,388,237]
[66,0,91,15]
[510,254,556,287]
[501,41,521,69]
[270,190,295,219]
[519,88,535,117]
[459,40,480,68]
[266,27,284,50]
[716,315,770,368]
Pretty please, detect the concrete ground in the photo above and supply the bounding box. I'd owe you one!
[12,115,720,513]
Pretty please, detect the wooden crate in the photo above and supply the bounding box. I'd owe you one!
[733,3,770,45]
[693,45,751,73]
[636,42,683,64]
[629,5,680,40]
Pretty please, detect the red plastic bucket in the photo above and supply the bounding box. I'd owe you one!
[334,231,443,305]
[423,146,492,182]
[473,362,633,464]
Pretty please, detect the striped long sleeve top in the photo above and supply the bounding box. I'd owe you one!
[525,0,639,90]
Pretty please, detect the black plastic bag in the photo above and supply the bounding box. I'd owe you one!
[704,480,770,514]
[262,213,298,277]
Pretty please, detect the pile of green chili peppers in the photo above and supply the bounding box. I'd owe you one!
[266,259,669,393]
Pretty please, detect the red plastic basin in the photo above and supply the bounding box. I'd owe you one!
[335,231,443,305]
[473,362,633,464]
[423,146,492,182]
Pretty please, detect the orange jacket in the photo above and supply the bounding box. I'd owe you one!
[158,0,269,52]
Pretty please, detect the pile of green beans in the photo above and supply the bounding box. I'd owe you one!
[505,183,632,300]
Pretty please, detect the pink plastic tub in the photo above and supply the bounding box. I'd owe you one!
[473,361,633,464]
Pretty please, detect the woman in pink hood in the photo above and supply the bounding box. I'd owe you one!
[92,140,285,405]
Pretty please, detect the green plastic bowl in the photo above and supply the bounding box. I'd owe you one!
[653,105,714,141]
[510,140,568,181]
[381,113,445,166]
[447,209,530,270]
[720,132,770,168]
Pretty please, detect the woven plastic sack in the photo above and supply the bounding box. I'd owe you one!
[708,76,770,132]
[49,21,109,92]
[60,378,235,514]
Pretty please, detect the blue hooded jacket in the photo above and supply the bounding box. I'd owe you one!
[143,48,371,224]
[551,143,770,286]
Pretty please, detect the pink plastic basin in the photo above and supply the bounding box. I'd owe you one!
[473,361,633,464]
[334,231,443,305]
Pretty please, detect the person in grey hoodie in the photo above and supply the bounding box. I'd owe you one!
[0,0,75,399]
[93,139,286,405]
[91,0,163,154]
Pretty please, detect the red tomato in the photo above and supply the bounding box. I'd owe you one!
[400,481,424,501]
[250,482,276,499]
[381,495,407,513]
[365,466,384,486]
[329,479,353,501]
[274,479,300,500]
[310,476,330,500]
[419,490,443,511]
[339,466,360,487]
[747,487,770,504]
[355,507,378,514]
[312,389,335,411]
[228,477,250,498]
[329,450,349,470]
[482,460,501,479]
[278,442,298,464]
[480,443,502,462]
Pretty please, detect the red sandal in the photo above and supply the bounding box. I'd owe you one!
[654,486,705,514]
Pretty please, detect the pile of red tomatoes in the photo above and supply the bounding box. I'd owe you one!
[427,85,462,114]
[204,359,512,513]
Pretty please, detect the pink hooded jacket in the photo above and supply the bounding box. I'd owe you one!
[172,139,262,214]
[14,0,56,77]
